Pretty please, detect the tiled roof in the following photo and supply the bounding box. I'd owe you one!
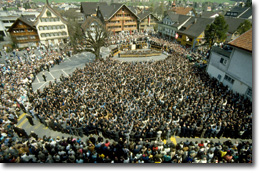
[228,28,252,52]
[171,7,193,15]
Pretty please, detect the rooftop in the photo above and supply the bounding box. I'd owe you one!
[228,28,252,52]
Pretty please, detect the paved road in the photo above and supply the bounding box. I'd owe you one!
[32,51,95,91]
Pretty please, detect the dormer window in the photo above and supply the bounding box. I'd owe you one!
[46,10,52,17]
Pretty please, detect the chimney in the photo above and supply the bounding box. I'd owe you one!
[46,0,49,5]
[194,18,197,24]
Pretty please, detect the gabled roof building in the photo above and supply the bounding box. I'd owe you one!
[33,0,69,46]
[207,29,252,100]
[7,15,40,48]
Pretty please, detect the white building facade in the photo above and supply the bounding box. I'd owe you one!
[34,3,69,46]
[206,30,252,100]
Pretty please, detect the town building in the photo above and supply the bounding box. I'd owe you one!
[158,11,213,49]
[224,6,252,19]
[7,14,39,48]
[176,17,214,49]
[158,11,190,39]
[81,16,103,38]
[206,29,252,100]
[224,17,248,42]
[96,3,139,34]
[137,11,158,32]
[80,2,107,17]
[33,0,69,46]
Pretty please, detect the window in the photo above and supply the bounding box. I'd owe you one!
[44,26,48,30]
[16,36,28,40]
[30,36,36,39]
[27,29,33,32]
[224,75,234,84]
[46,10,52,17]
[220,57,227,65]
[41,33,46,37]
[246,87,252,98]
[217,74,222,81]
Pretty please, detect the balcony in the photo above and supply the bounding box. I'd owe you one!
[106,22,122,27]
[211,46,232,58]
[11,32,38,36]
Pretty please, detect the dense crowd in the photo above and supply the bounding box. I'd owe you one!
[0,33,252,163]
[0,131,252,163]
[28,52,252,142]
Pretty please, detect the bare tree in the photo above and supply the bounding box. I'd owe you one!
[84,20,109,60]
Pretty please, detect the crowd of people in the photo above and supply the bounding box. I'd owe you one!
[0,131,252,163]
[0,44,73,161]
[27,35,252,143]
[0,32,252,163]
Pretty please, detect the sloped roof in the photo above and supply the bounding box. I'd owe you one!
[19,15,36,27]
[34,2,68,25]
[228,28,252,52]
[80,2,107,16]
[239,7,252,19]
[7,15,37,32]
[201,11,219,18]
[81,16,102,31]
[178,17,214,38]
[98,3,138,21]
[224,16,246,34]
[165,11,190,25]
[138,11,158,21]
[171,7,193,15]
[225,6,252,18]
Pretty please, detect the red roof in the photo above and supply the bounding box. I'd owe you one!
[228,29,252,52]
[171,7,193,15]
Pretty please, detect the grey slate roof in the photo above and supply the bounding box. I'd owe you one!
[138,11,158,22]
[224,16,246,34]
[18,15,36,28]
[178,17,214,38]
[81,2,107,16]
[239,7,252,19]
[200,11,219,18]
[225,6,252,19]
[98,3,138,21]
[138,11,151,21]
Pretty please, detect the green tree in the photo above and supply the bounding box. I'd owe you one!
[204,15,228,47]
[157,1,165,18]
[236,20,252,35]
[245,0,252,7]
[149,3,154,13]
[24,2,31,9]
